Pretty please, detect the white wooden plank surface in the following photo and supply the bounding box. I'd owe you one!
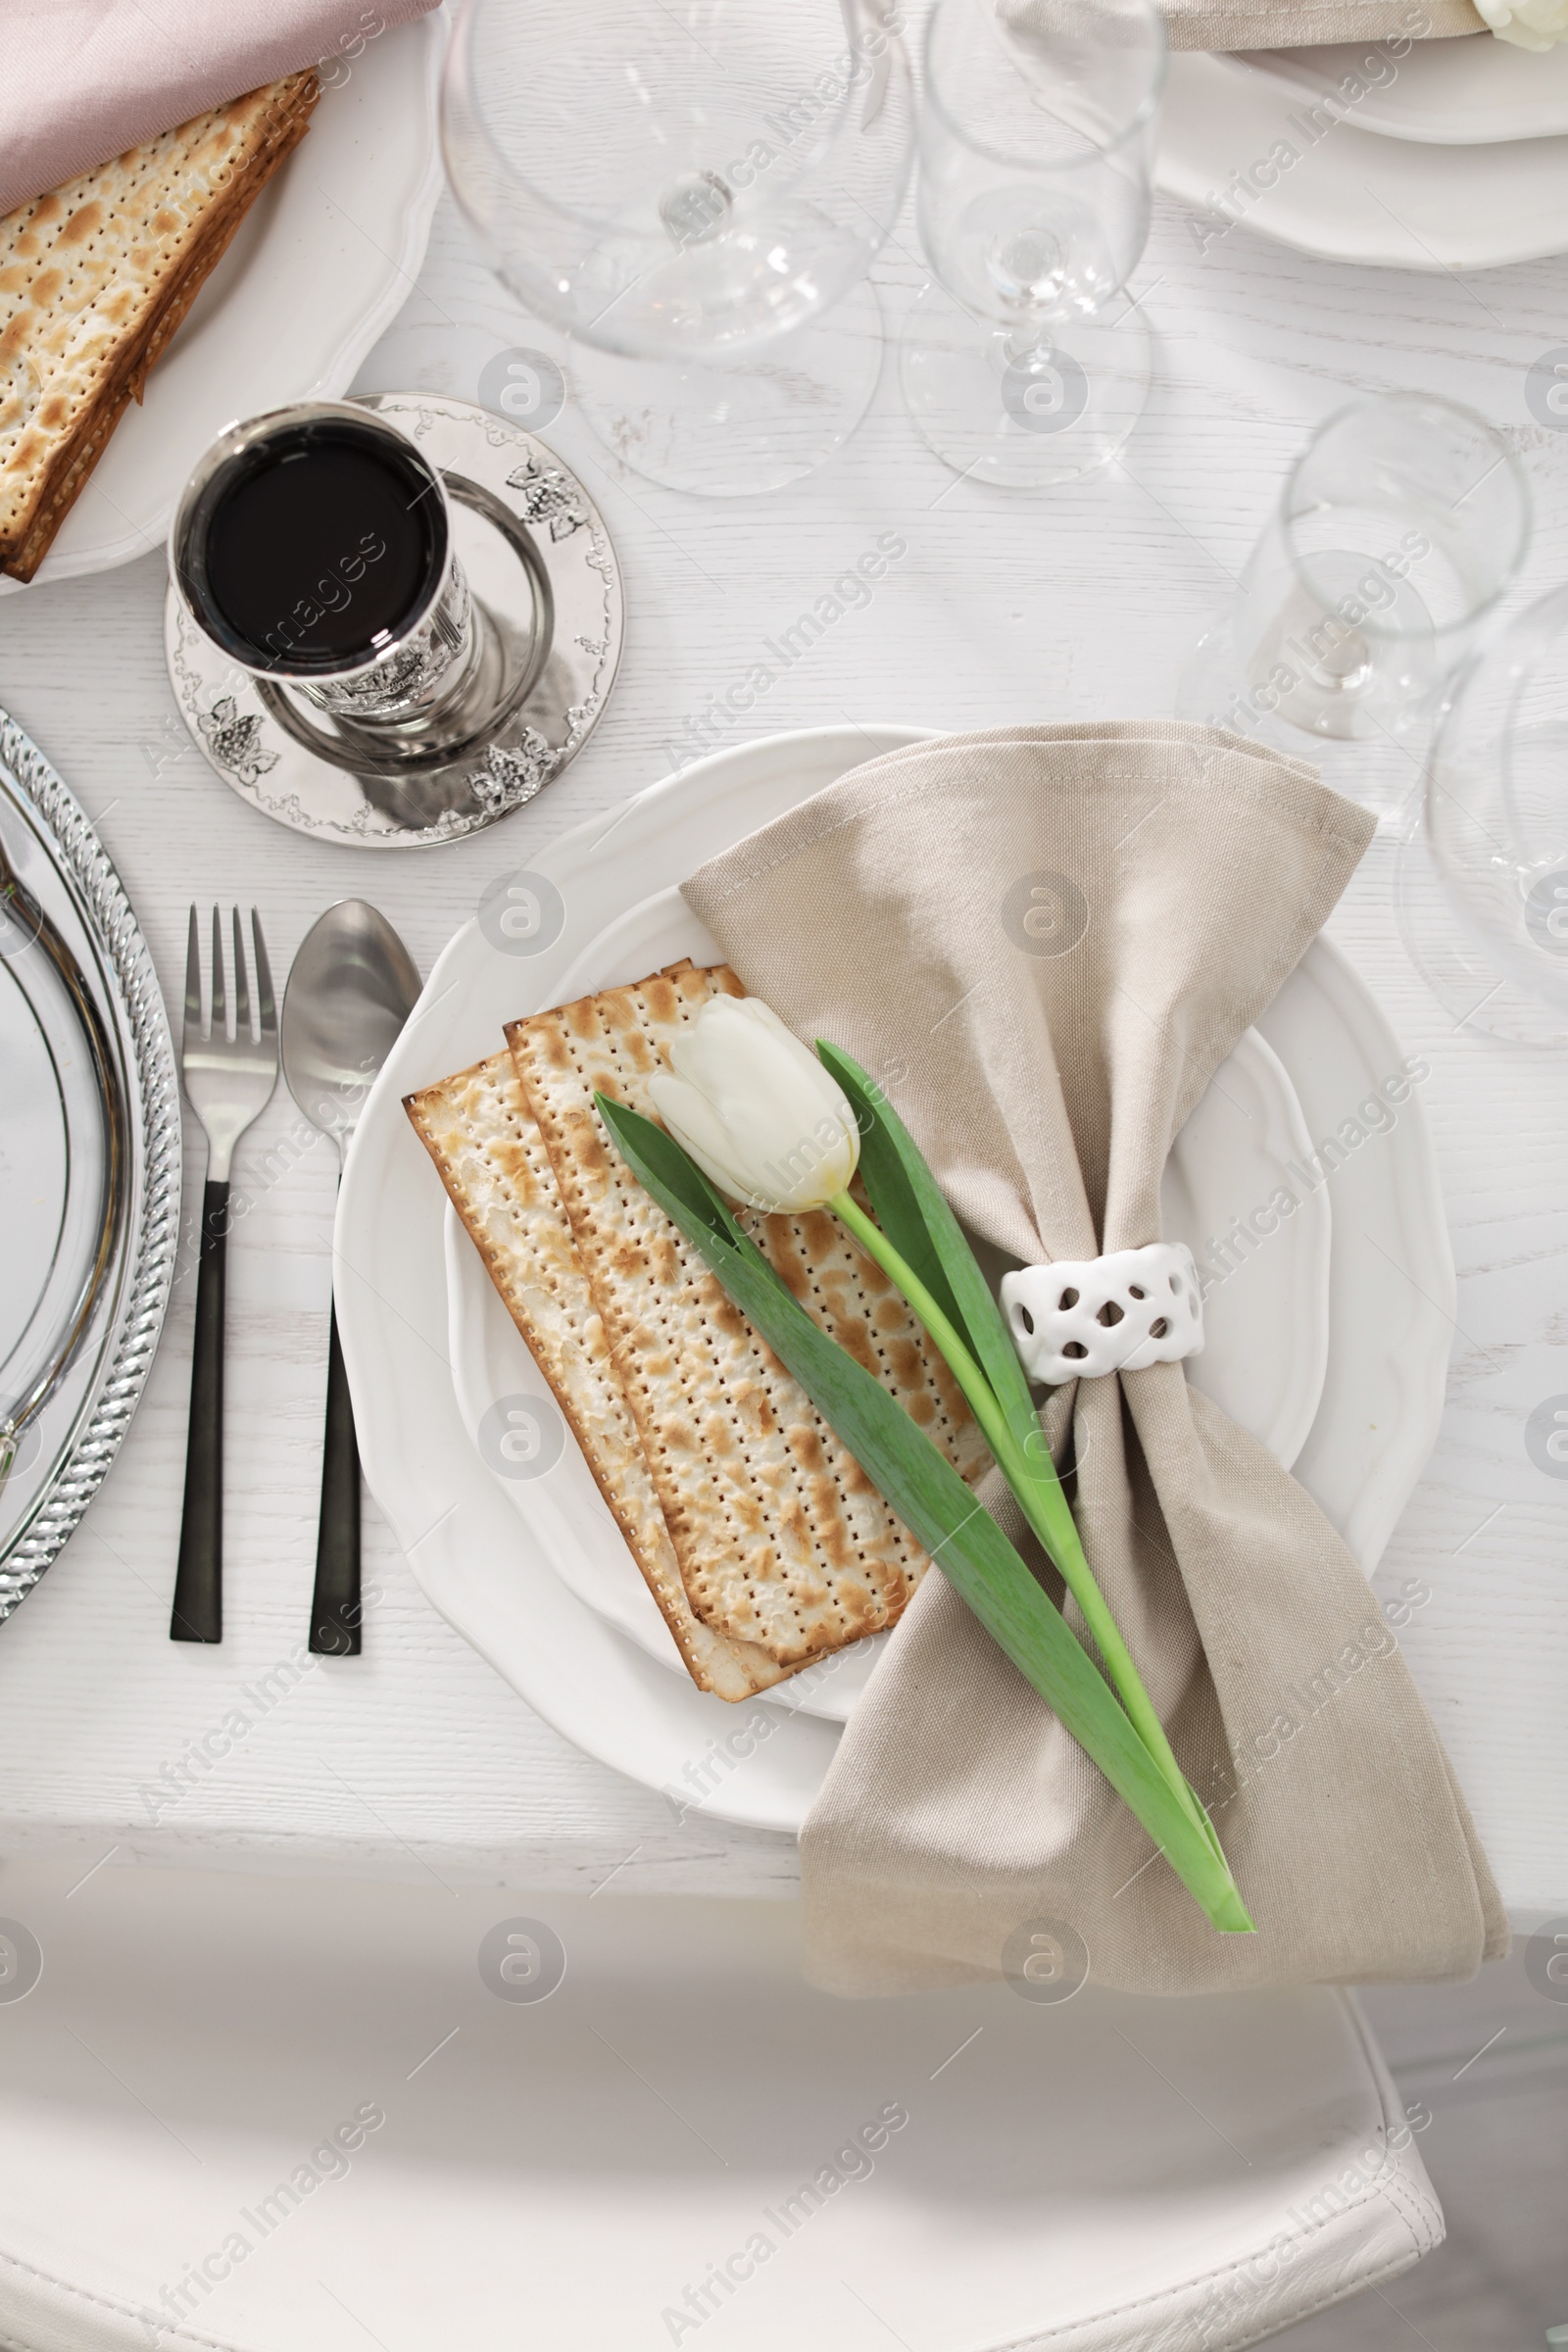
[0,174,1564,1915]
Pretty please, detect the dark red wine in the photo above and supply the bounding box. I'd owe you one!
[177,414,447,673]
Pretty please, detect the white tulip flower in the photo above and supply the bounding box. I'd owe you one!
[1476,0,1568,45]
[648,996,860,1213]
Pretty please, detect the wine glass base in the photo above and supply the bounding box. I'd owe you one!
[1396,807,1568,1047]
[1175,613,1428,830]
[569,280,886,499]
[898,283,1152,489]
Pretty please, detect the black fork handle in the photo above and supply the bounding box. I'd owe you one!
[171,1178,228,1642]
[309,1291,362,1655]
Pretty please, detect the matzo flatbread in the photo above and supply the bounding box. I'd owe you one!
[507,961,989,1667]
[405,1049,796,1702]
[0,72,318,581]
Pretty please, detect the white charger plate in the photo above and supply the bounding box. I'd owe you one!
[1238,36,1568,144]
[443,881,1331,1727]
[337,724,1455,1832]
[0,13,445,593]
[1158,52,1568,270]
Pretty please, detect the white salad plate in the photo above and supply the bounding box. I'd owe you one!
[1158,52,1568,270]
[0,13,445,593]
[338,725,1455,1833]
[1239,35,1568,145]
[443,882,1332,1727]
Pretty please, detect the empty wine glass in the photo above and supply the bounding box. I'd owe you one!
[900,0,1165,490]
[1402,584,1568,1047]
[1180,393,1531,822]
[442,0,914,497]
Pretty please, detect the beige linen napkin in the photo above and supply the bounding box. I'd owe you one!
[683,722,1506,1997]
[1157,3,1481,47]
[1007,0,1482,64]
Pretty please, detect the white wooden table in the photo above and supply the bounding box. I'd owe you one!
[1,177,1564,1922]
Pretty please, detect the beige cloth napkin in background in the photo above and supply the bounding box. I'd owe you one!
[1007,0,1482,64]
[684,722,1507,1997]
[1,0,440,218]
[1157,2,1481,47]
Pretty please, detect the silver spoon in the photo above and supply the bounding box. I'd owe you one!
[281,901,420,1655]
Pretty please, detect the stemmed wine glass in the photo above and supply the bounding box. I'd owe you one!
[1399,585,1568,1048]
[900,0,1165,490]
[1179,393,1531,823]
[442,0,914,498]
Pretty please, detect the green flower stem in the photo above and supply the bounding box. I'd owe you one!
[829,1187,1211,1848]
[598,1093,1251,1934]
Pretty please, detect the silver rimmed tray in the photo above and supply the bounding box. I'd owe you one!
[0,713,180,1615]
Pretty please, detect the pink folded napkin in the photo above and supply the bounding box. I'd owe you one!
[2,0,441,218]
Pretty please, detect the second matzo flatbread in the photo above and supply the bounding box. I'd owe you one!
[404,1049,795,1702]
[0,74,319,580]
[507,961,989,1667]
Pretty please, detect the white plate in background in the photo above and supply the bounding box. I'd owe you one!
[1238,36,1568,145]
[2,12,445,592]
[1158,52,1568,270]
[339,725,1453,1832]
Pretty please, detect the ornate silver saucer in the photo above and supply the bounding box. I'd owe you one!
[163,394,624,848]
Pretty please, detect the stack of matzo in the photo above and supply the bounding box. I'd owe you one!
[0,73,318,582]
[406,961,991,1700]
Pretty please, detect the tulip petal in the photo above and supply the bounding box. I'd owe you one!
[651,994,859,1213]
[648,1070,763,1206]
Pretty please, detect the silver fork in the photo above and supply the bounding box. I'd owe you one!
[170,907,277,1644]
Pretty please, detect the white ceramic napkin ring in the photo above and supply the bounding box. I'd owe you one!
[1001,1243,1203,1386]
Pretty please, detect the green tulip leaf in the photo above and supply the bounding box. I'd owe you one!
[596,1091,1252,1936]
[816,1042,1227,1864]
[817,1040,1044,1450]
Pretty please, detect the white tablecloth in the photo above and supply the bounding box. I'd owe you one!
[0,188,1563,1922]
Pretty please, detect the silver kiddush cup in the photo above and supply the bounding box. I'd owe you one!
[171,401,483,736]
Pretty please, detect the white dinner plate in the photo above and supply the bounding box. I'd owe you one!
[1238,35,1568,145]
[338,724,1455,1833]
[1158,52,1568,270]
[443,881,1331,1727]
[0,13,445,593]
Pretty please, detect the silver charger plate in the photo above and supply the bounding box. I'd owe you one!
[164,395,625,849]
[0,713,180,1615]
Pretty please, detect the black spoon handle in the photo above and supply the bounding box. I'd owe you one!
[171,1178,228,1642]
[309,1296,362,1654]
